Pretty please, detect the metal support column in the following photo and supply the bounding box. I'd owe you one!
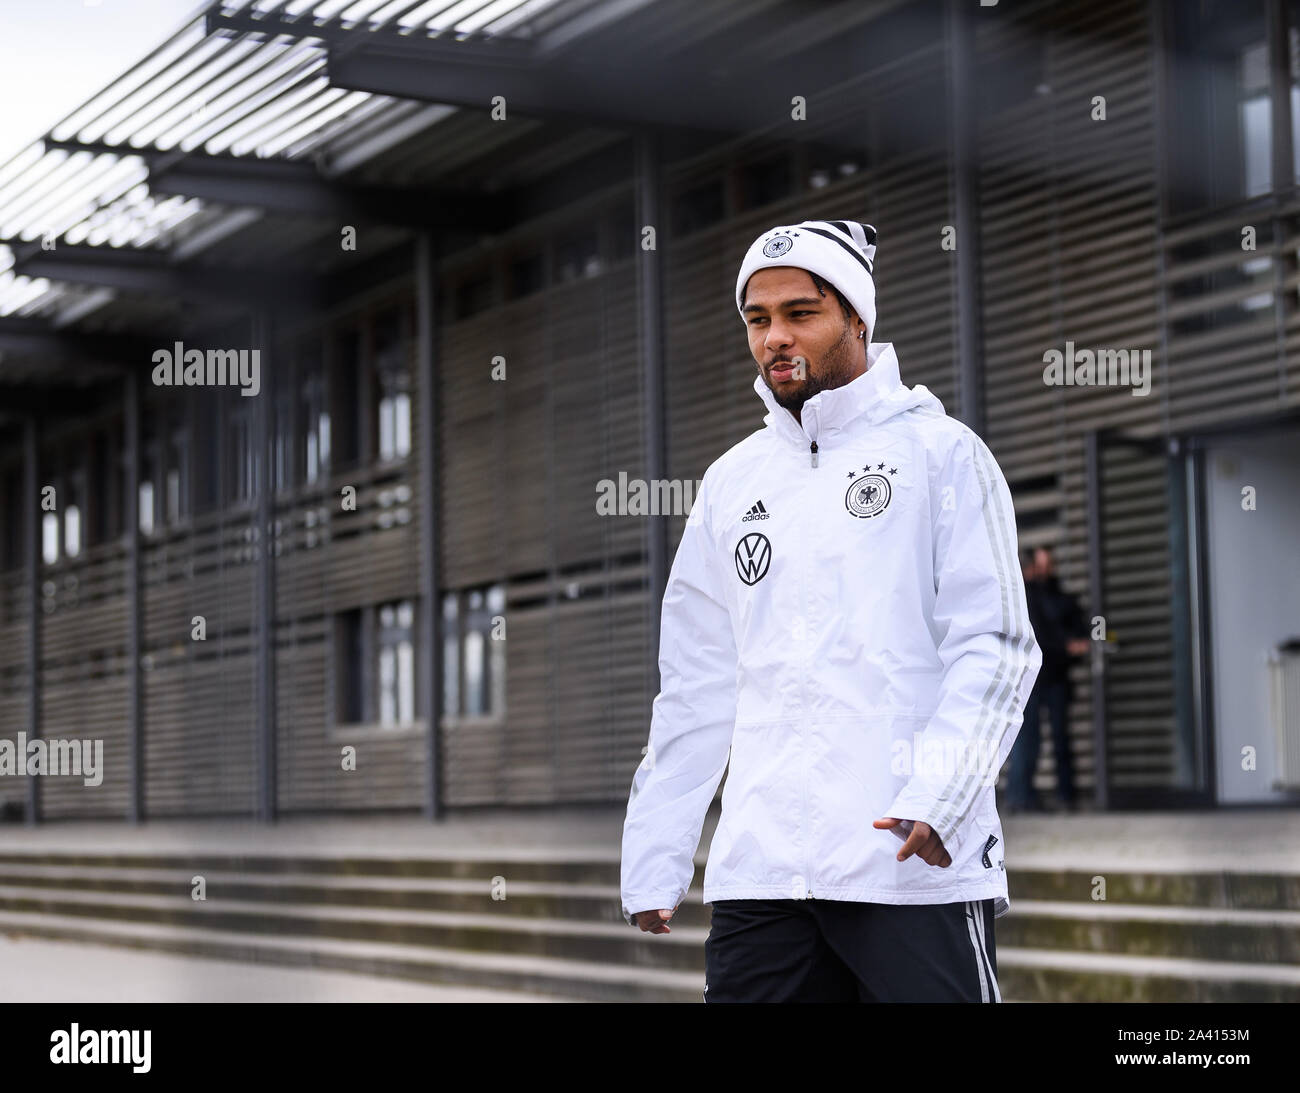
[947,0,985,435]
[254,314,277,821]
[23,417,39,826]
[124,371,143,822]
[416,232,444,820]
[635,130,669,666]
[1268,0,1294,400]
[1084,430,1109,811]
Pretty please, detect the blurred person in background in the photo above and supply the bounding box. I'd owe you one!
[1006,545,1091,814]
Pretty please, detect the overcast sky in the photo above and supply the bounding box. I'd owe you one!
[0,0,203,167]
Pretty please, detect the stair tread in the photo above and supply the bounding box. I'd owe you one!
[3,908,1296,988]
[998,945,1300,981]
[1007,899,1300,924]
[0,865,627,897]
[4,874,1298,919]
[0,910,705,989]
[0,883,707,941]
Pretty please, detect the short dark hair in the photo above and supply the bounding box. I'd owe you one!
[740,269,854,322]
[808,271,853,321]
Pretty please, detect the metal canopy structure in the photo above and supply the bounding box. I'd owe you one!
[0,0,929,395]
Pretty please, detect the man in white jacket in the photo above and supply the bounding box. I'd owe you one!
[620,219,1042,1002]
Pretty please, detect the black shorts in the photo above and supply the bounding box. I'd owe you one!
[703,897,1000,1003]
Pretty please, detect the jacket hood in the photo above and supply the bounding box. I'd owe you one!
[752,341,945,448]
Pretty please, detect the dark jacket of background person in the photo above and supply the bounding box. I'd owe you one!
[1024,574,1088,700]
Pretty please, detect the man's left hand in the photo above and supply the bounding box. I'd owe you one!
[873,817,952,867]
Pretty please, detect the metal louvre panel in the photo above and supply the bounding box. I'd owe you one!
[439,300,533,588]
[1098,441,1176,791]
[437,228,651,806]
[1283,212,1300,403]
[664,216,761,498]
[33,539,131,818]
[980,0,1160,465]
[0,565,26,811]
[1163,208,1291,432]
[977,0,1159,800]
[868,151,960,413]
[141,508,259,818]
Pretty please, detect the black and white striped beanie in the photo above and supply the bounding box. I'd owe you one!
[735,219,878,335]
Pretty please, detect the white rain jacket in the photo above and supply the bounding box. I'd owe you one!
[621,341,1041,925]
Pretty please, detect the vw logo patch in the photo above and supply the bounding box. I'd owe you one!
[762,235,794,258]
[845,474,891,518]
[734,532,772,585]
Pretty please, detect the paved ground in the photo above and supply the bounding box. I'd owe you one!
[0,935,559,1003]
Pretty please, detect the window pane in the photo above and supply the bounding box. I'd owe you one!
[338,609,363,723]
[442,593,459,719]
[378,396,395,461]
[1168,0,1269,213]
[64,505,81,558]
[398,639,414,723]
[464,630,485,715]
[139,481,155,535]
[379,646,396,725]
[42,513,59,564]
[166,468,181,523]
[394,393,410,457]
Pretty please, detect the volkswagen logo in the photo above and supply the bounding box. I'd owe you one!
[734,532,772,585]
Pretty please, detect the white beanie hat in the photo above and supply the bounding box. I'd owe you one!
[735,219,877,335]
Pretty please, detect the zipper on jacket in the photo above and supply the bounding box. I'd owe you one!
[809,439,818,468]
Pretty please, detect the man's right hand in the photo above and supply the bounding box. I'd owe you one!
[633,908,676,934]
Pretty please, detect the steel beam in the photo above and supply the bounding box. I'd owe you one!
[0,385,106,418]
[206,1,934,143]
[6,240,316,309]
[1084,430,1108,812]
[148,153,506,231]
[124,369,143,823]
[0,316,147,375]
[946,0,985,436]
[415,232,443,821]
[23,417,40,826]
[635,131,668,672]
[253,312,277,822]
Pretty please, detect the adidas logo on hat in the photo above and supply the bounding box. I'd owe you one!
[741,500,770,522]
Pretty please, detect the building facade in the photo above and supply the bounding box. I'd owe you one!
[0,0,1297,822]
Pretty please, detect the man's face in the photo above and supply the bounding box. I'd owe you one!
[742,267,866,414]
[1034,548,1053,578]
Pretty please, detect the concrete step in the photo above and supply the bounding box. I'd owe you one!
[0,864,683,925]
[3,849,1298,1002]
[1000,898,1300,964]
[0,909,704,1003]
[2,850,1297,910]
[998,946,1300,1003]
[1009,868,1300,911]
[0,851,623,884]
[1,901,1294,1003]
[0,884,708,972]
[2,864,1298,962]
